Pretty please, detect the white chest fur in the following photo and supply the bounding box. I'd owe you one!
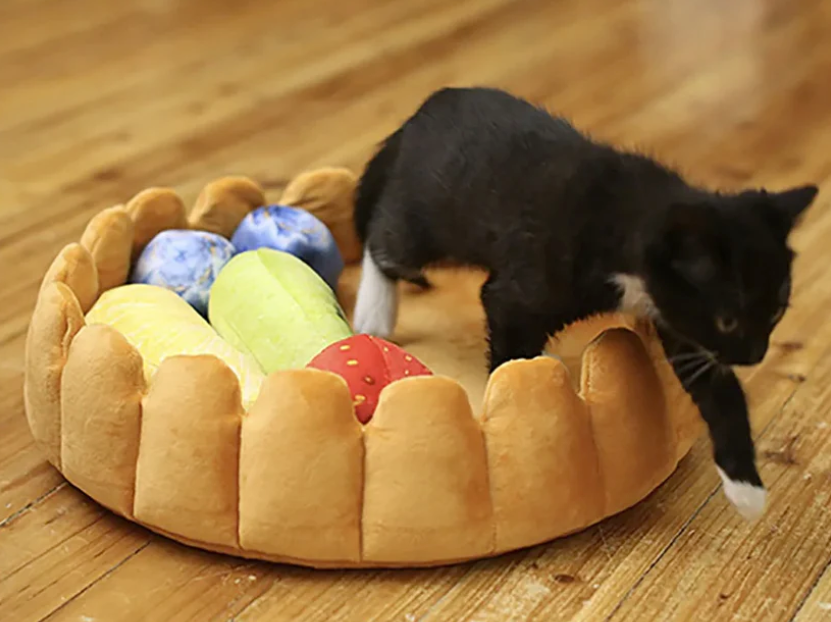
[611,273,658,319]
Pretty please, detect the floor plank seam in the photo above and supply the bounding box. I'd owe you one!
[604,364,820,622]
[22,522,140,602]
[415,551,533,622]
[600,375,809,620]
[600,484,721,621]
[39,539,152,622]
[789,553,831,621]
[0,481,66,529]
[1,513,107,584]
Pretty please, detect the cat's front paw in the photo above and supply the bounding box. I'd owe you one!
[717,467,767,520]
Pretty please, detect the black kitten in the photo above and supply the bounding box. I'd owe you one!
[352,86,817,520]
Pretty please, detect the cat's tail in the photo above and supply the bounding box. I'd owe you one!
[354,128,431,290]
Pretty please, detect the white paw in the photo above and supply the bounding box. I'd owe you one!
[717,467,767,520]
[353,248,398,339]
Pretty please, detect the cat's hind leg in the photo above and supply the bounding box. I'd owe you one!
[353,192,435,338]
[353,245,400,338]
[353,245,430,337]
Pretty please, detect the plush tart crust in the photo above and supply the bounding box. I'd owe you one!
[24,171,703,569]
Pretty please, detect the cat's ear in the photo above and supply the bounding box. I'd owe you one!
[662,202,720,284]
[767,184,818,233]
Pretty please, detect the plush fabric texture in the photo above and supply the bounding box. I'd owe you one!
[125,188,188,256]
[188,176,266,237]
[86,283,264,409]
[280,167,363,264]
[23,171,704,569]
[39,242,99,314]
[307,335,432,423]
[239,370,364,562]
[231,205,345,291]
[61,324,145,517]
[25,281,85,470]
[362,377,494,563]
[134,355,244,547]
[79,205,134,293]
[130,229,236,316]
[209,248,353,372]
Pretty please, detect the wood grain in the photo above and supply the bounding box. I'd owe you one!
[2,0,831,620]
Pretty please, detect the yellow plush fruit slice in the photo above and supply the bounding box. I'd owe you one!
[86,283,265,409]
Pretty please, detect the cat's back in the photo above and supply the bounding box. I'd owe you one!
[360,87,661,276]
[369,87,605,267]
[402,86,583,149]
[392,87,595,207]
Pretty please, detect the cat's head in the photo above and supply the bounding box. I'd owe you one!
[644,184,818,366]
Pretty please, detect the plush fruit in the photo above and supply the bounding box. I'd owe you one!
[130,229,235,316]
[208,248,353,372]
[86,284,265,409]
[230,205,344,290]
[306,335,432,423]
[280,167,362,264]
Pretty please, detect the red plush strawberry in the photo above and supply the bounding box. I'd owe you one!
[306,335,432,423]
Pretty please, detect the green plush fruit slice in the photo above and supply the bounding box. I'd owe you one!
[209,248,353,372]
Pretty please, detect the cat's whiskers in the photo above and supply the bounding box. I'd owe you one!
[668,351,708,362]
[669,347,719,373]
[660,322,718,362]
[681,356,718,388]
[672,354,707,372]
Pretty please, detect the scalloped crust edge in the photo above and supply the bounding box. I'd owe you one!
[24,176,704,569]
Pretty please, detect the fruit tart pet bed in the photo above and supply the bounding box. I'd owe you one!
[24,167,703,569]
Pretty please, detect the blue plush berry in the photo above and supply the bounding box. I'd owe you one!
[230,205,344,290]
[130,230,235,315]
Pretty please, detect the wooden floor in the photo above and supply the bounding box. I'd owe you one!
[2,0,831,620]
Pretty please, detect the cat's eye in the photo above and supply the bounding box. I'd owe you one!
[715,315,738,333]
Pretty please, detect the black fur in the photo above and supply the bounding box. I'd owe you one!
[355,86,817,492]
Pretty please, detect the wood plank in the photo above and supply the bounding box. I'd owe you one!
[44,545,469,622]
[40,542,272,622]
[0,488,149,622]
[0,336,66,524]
[3,0,831,620]
[1,0,553,343]
[607,345,831,621]
[793,563,831,621]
